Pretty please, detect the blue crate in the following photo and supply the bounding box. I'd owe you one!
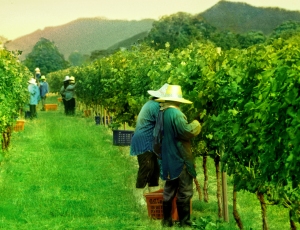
[113,130,134,146]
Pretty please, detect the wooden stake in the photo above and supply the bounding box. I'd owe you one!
[203,155,209,202]
[215,155,222,218]
[219,144,229,222]
[104,109,107,126]
[222,171,229,222]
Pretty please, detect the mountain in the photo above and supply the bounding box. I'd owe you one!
[5,18,154,60]
[5,1,300,61]
[200,1,300,34]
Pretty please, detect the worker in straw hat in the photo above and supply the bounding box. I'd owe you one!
[27,78,40,119]
[60,76,70,115]
[155,85,201,227]
[34,67,41,84]
[65,76,76,115]
[130,83,169,205]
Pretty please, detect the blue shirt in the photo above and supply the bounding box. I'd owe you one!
[130,100,160,156]
[39,81,49,97]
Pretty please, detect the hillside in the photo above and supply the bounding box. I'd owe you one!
[200,1,300,34]
[5,18,154,60]
[5,1,300,61]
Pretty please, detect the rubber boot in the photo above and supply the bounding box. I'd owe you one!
[161,201,173,227]
[177,201,194,227]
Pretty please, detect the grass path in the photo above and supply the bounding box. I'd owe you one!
[0,101,162,229]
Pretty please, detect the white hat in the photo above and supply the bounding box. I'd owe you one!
[64,76,70,82]
[28,78,37,85]
[155,85,192,104]
[147,83,169,98]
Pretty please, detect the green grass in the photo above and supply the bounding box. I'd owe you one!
[0,96,298,229]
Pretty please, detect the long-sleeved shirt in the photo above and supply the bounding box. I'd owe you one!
[39,81,49,97]
[130,100,160,156]
[28,84,40,105]
[65,84,76,101]
[160,106,201,180]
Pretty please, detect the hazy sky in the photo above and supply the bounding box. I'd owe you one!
[1,0,300,40]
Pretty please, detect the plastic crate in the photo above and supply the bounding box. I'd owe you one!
[113,130,134,146]
[144,189,179,220]
[14,120,25,132]
[45,104,58,111]
[84,110,91,117]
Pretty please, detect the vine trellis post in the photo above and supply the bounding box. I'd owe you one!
[220,144,229,222]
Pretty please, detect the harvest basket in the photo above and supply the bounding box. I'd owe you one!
[112,130,134,146]
[84,110,91,117]
[144,189,179,220]
[144,189,192,220]
[45,104,58,111]
[14,120,25,132]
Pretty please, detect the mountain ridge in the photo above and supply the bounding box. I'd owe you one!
[5,18,154,60]
[5,1,300,61]
[201,1,300,34]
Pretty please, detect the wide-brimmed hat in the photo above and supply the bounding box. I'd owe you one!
[147,83,169,98]
[155,85,192,104]
[41,75,46,80]
[35,67,40,72]
[64,76,70,82]
[28,78,37,85]
[69,76,75,83]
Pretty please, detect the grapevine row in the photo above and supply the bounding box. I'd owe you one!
[47,36,300,227]
[0,49,31,151]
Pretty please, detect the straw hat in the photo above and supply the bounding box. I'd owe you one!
[147,83,169,98]
[28,78,37,85]
[35,67,40,72]
[69,76,75,83]
[64,76,70,82]
[41,75,46,80]
[155,85,192,104]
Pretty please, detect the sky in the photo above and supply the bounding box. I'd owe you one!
[1,0,300,40]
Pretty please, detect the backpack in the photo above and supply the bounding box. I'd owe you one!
[153,110,164,159]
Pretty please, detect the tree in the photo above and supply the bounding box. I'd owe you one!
[68,51,88,66]
[269,20,300,40]
[237,31,266,49]
[210,30,240,50]
[89,49,113,61]
[23,37,69,75]
[144,12,216,51]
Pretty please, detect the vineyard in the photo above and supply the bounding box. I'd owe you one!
[0,49,31,150]
[1,32,300,229]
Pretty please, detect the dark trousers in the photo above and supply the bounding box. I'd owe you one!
[29,104,37,119]
[64,98,76,115]
[163,167,193,203]
[136,151,160,188]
